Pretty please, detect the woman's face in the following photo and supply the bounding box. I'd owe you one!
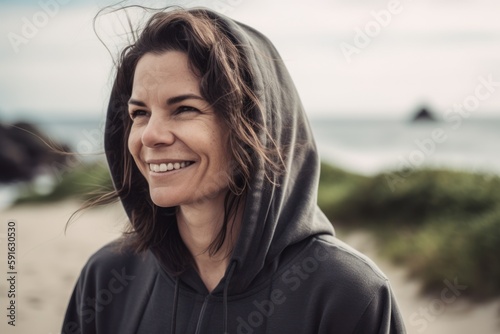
[127,51,232,208]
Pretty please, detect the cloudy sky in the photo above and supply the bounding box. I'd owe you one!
[1,0,500,120]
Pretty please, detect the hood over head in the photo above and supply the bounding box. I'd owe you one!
[104,7,334,295]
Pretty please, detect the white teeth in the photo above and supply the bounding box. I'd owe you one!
[149,161,192,173]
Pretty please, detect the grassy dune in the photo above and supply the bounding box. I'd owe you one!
[319,163,500,300]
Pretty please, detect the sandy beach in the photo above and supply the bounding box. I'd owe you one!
[0,201,126,334]
[0,201,499,334]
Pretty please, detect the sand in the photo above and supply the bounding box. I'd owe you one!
[0,201,498,334]
[0,201,126,334]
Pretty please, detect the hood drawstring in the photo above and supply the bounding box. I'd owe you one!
[171,276,180,334]
[171,261,236,334]
[223,261,237,334]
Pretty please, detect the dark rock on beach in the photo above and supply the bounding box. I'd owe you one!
[0,121,71,183]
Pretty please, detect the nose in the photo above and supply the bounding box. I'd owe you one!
[141,113,175,148]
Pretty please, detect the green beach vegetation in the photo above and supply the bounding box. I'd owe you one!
[319,162,500,300]
[14,160,500,299]
[14,161,113,204]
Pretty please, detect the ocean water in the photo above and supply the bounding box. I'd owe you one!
[35,117,500,176]
[310,118,500,176]
[2,117,498,209]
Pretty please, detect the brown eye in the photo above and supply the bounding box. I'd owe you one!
[176,106,200,114]
[130,110,149,120]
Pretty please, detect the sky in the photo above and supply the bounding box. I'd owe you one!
[1,0,500,120]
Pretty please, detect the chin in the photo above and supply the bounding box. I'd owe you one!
[149,188,179,208]
[150,198,171,208]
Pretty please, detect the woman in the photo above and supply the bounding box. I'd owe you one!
[62,7,406,334]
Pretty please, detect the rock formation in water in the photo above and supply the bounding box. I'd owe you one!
[412,106,437,122]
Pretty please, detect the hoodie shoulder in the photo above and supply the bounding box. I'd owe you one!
[315,234,388,282]
[62,239,161,334]
[77,238,161,290]
[84,239,142,272]
[290,235,406,333]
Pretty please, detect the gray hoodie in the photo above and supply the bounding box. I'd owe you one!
[62,8,406,334]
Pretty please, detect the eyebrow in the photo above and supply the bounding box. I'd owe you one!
[128,94,204,107]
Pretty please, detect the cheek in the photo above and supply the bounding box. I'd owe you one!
[214,132,234,178]
[128,128,141,160]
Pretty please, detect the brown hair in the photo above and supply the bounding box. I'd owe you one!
[82,7,283,274]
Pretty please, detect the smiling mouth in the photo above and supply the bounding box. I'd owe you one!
[149,161,193,173]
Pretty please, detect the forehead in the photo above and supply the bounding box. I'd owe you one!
[132,51,200,97]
